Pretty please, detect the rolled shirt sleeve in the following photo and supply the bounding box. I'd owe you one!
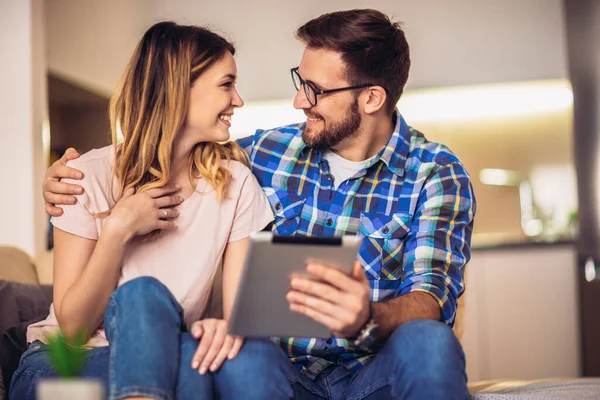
[397,162,476,326]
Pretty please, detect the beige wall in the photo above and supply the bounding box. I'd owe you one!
[0,0,48,257]
[44,0,154,96]
[45,0,568,100]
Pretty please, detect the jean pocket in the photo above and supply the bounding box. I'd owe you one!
[19,341,46,365]
[358,212,412,280]
[264,188,306,236]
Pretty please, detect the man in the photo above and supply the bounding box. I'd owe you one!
[43,9,475,400]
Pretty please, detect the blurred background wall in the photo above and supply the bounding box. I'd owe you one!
[2,0,570,256]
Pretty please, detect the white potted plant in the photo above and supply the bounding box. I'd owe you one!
[36,332,104,400]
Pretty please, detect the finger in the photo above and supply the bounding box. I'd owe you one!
[289,302,339,334]
[199,323,228,374]
[191,322,204,339]
[157,208,179,219]
[154,195,184,209]
[44,180,83,196]
[122,187,135,199]
[145,185,181,199]
[156,220,177,230]
[306,261,361,292]
[192,326,214,370]
[44,176,82,198]
[352,260,368,282]
[208,335,234,372]
[228,337,244,360]
[287,290,351,321]
[45,204,63,217]
[53,164,84,181]
[62,148,81,162]
[43,192,77,207]
[289,276,342,303]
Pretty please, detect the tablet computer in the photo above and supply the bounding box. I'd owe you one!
[228,232,362,338]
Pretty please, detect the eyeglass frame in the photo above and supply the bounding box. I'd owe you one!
[290,67,375,106]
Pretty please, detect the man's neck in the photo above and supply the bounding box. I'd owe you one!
[330,113,395,162]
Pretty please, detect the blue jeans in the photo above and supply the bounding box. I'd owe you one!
[11,277,468,399]
[10,277,213,400]
[213,320,469,400]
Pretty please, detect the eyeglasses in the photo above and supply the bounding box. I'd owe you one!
[290,67,373,107]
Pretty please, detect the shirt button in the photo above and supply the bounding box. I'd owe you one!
[274,203,282,211]
[382,226,390,234]
[325,218,333,226]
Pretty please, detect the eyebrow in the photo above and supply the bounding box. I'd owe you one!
[305,79,324,90]
[297,69,325,90]
[221,73,237,80]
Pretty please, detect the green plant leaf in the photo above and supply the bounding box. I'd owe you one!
[45,331,86,378]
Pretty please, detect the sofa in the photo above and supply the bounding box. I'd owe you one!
[0,247,53,399]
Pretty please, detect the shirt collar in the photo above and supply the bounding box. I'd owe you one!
[367,111,410,177]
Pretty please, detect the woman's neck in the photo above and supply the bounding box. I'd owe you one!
[169,136,198,196]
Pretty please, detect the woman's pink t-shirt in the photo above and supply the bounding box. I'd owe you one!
[28,146,274,347]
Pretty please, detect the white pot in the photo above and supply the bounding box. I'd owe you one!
[36,378,104,400]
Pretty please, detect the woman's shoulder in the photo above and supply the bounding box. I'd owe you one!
[222,159,253,179]
[221,160,262,197]
[63,146,116,198]
[65,145,114,174]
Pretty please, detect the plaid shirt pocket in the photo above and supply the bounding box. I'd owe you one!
[264,188,307,236]
[359,212,413,280]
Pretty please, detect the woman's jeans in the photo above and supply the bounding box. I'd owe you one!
[10,277,212,400]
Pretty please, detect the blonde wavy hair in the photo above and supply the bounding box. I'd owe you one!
[109,21,249,206]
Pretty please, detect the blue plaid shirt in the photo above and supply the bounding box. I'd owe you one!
[237,113,476,378]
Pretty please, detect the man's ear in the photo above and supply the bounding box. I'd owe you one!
[362,86,387,115]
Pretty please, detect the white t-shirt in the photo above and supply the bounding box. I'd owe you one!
[322,150,377,189]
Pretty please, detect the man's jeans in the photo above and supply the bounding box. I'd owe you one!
[10,277,212,400]
[215,320,469,400]
[11,276,469,399]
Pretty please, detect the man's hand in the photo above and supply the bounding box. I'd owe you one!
[190,319,244,375]
[43,148,85,217]
[287,260,371,338]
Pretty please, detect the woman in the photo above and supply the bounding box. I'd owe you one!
[10,21,273,400]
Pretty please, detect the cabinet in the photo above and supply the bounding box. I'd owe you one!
[461,243,581,381]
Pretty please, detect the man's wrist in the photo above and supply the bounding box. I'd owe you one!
[351,303,379,349]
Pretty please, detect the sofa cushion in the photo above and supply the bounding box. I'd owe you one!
[0,247,38,285]
[0,280,52,396]
[470,378,600,398]
[0,281,52,333]
[0,364,4,400]
[34,250,53,285]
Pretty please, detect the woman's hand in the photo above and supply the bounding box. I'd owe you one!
[189,318,244,374]
[104,185,183,241]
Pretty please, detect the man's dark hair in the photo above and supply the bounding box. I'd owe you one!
[296,9,410,114]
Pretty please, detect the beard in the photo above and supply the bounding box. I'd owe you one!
[302,98,361,150]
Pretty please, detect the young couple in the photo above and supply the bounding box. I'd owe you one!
[11,8,475,400]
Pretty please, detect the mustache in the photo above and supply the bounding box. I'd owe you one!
[304,112,323,119]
